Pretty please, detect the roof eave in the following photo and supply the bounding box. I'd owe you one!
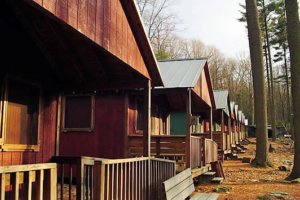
[119,0,163,87]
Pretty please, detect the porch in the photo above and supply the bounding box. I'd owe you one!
[0,156,175,200]
[128,135,218,173]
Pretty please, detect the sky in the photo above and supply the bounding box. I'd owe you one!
[170,0,250,58]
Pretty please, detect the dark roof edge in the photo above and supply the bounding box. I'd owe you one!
[119,0,163,87]
[158,58,208,62]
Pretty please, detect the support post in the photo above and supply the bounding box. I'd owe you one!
[221,111,225,150]
[185,89,192,168]
[221,111,224,133]
[143,80,151,200]
[143,80,151,157]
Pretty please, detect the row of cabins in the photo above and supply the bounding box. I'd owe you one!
[0,0,247,199]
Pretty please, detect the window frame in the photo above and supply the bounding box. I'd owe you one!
[0,76,42,152]
[135,98,144,134]
[62,94,95,133]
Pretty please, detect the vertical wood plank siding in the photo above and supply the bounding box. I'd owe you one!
[33,0,150,79]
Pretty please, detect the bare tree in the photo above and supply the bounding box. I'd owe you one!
[136,0,177,58]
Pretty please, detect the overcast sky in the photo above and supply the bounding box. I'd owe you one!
[170,0,250,58]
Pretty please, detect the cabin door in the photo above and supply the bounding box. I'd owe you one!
[170,112,186,135]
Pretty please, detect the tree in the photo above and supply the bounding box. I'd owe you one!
[245,0,269,165]
[285,0,300,179]
[136,0,177,57]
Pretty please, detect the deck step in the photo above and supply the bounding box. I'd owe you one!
[191,193,219,200]
[211,177,224,184]
[203,172,216,176]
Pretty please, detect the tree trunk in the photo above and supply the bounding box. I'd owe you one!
[283,45,293,139]
[245,0,269,165]
[262,0,276,141]
[285,0,300,179]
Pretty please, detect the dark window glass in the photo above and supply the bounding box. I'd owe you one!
[137,100,143,131]
[64,96,93,130]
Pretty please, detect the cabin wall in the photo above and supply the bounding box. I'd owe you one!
[59,94,127,159]
[0,95,57,166]
[128,96,168,136]
[193,71,212,107]
[32,0,150,79]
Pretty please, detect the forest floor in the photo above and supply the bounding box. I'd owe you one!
[195,137,300,200]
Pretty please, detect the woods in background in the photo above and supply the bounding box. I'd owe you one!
[136,0,293,134]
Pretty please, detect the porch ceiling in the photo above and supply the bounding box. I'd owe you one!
[1,0,149,92]
[154,89,211,113]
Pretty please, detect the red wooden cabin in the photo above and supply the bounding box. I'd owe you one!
[128,59,218,172]
[212,90,232,155]
[0,0,175,199]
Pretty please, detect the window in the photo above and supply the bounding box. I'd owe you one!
[63,95,95,132]
[1,77,41,151]
[136,99,143,132]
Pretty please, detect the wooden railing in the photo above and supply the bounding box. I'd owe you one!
[128,135,186,161]
[0,163,57,200]
[212,131,227,151]
[54,156,175,200]
[204,139,218,164]
[52,156,95,200]
[191,136,203,169]
[128,135,206,170]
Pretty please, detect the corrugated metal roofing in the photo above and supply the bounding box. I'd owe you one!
[157,59,207,88]
[214,90,230,116]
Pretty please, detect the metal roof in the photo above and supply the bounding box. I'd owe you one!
[157,59,207,88]
[238,111,242,121]
[213,90,230,116]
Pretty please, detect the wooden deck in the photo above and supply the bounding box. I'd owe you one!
[128,135,218,172]
[53,156,176,200]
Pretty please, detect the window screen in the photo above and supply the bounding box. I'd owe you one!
[64,95,94,130]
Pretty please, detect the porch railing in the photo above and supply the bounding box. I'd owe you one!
[0,163,57,200]
[128,135,186,161]
[54,156,175,200]
[191,136,203,169]
[204,139,218,164]
[128,135,207,169]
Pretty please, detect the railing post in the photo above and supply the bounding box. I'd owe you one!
[0,174,5,200]
[185,89,192,168]
[76,158,84,200]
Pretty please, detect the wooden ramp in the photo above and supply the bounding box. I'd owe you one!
[191,193,219,200]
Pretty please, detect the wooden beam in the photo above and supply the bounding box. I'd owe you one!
[209,108,213,140]
[124,94,129,158]
[221,111,224,133]
[143,80,151,157]
[185,89,192,168]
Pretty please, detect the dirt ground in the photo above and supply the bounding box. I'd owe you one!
[195,138,300,200]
